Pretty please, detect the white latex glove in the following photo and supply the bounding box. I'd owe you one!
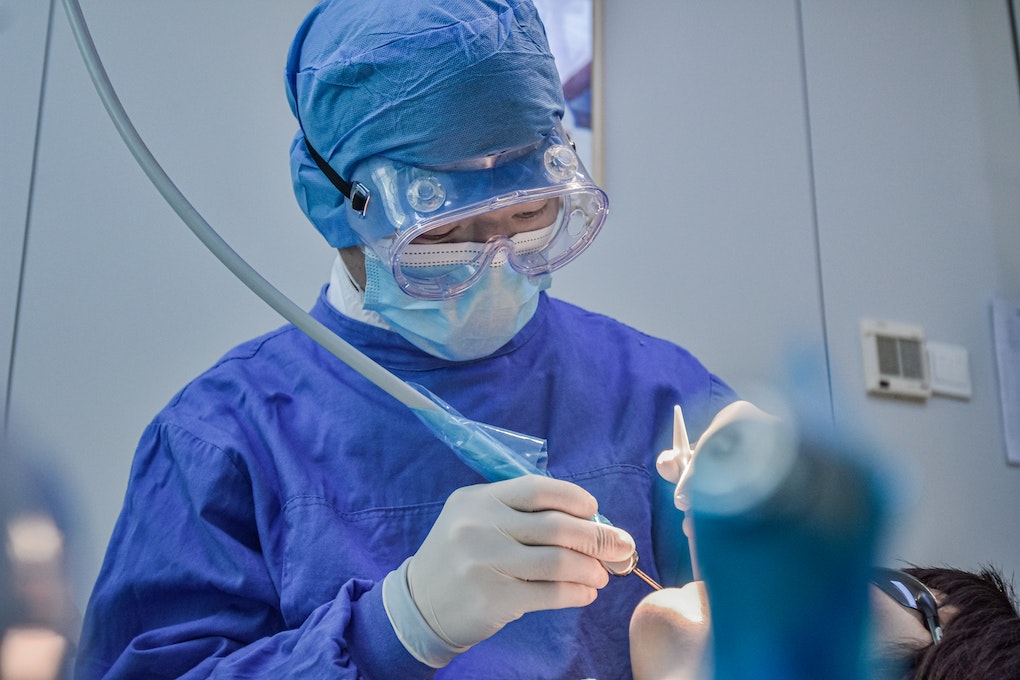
[383,475,637,666]
[656,400,774,514]
[654,400,776,573]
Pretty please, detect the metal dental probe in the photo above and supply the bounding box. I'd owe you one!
[631,567,663,591]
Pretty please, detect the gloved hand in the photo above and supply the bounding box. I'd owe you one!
[655,400,776,576]
[656,400,774,514]
[383,475,637,666]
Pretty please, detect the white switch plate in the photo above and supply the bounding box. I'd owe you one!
[927,341,972,400]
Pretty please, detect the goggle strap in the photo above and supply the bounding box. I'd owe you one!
[303,136,370,215]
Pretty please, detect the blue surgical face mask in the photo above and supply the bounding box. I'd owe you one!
[363,250,551,361]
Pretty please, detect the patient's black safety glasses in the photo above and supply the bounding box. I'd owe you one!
[871,567,943,644]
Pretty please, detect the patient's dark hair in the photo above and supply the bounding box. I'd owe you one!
[894,565,1020,679]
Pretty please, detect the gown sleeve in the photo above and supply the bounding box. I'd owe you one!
[74,422,435,680]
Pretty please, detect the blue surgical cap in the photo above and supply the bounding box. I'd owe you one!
[286,0,566,248]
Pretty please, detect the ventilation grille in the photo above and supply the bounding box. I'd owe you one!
[861,319,931,399]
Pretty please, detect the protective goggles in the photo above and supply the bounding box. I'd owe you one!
[871,568,944,644]
[342,123,608,299]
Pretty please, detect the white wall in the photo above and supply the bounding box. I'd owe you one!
[4,0,1019,619]
[1,1,51,428]
[805,1,1020,575]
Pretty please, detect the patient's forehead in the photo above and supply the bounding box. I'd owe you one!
[629,582,713,680]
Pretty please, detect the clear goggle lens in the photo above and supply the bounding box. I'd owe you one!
[345,123,608,299]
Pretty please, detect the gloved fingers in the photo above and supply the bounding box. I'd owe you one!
[495,578,601,613]
[486,475,599,519]
[420,480,633,568]
[439,477,637,568]
[428,509,612,587]
[656,448,683,484]
[659,401,775,510]
[489,543,612,589]
[497,505,637,565]
[484,475,637,563]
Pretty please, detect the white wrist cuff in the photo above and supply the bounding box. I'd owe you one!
[382,557,470,668]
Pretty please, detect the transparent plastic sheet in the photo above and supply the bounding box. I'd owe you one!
[407,383,549,480]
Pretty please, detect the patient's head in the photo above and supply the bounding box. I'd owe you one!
[873,566,1020,679]
[630,565,1020,680]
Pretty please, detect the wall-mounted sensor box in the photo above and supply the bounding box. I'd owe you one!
[860,318,931,399]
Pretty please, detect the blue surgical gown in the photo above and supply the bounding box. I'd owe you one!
[75,289,735,679]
